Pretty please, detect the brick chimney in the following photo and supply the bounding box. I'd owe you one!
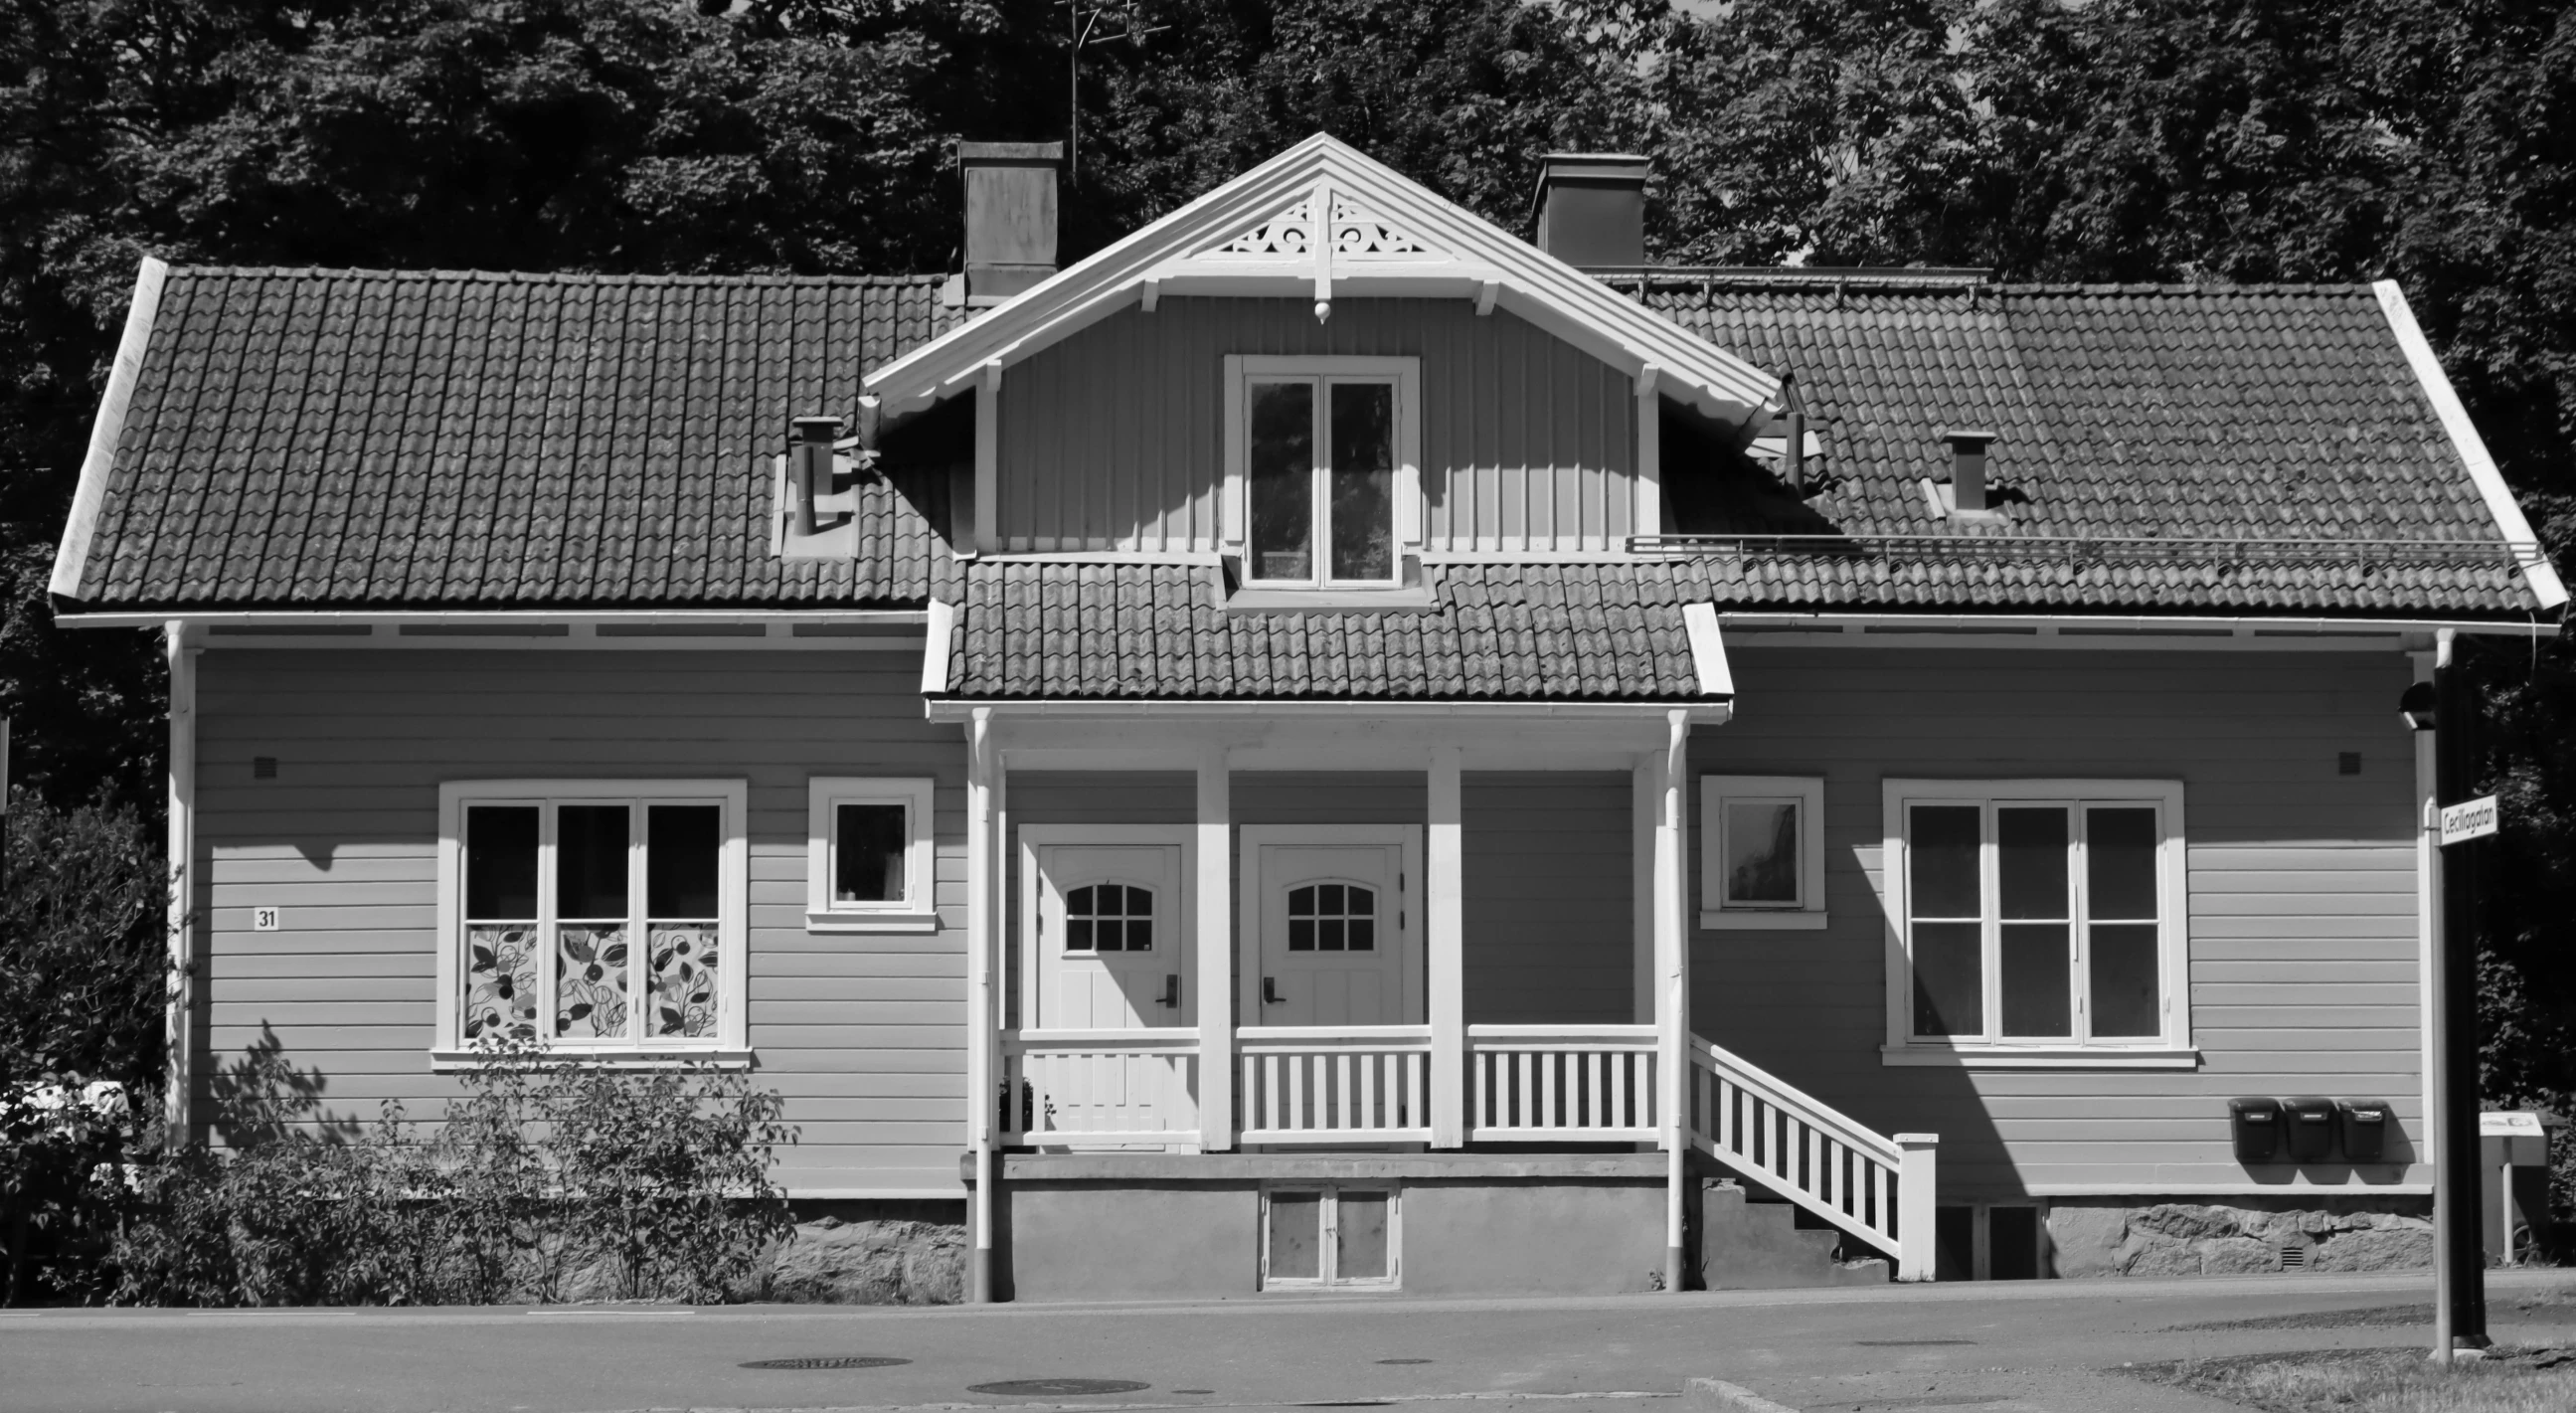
[960,141,1064,305]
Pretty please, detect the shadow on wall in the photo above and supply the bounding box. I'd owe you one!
[206,1022,358,1147]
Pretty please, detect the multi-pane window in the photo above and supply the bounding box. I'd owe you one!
[806,778,936,932]
[449,785,741,1053]
[1227,356,1419,590]
[1064,883,1154,953]
[1888,782,2184,1055]
[1287,883,1377,952]
[1264,1185,1397,1288]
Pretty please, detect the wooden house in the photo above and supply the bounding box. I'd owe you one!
[48,135,2562,1298]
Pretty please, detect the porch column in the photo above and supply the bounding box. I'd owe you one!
[1428,745,1465,1148]
[1196,744,1235,1149]
[1653,708,1690,1291]
[965,709,999,1303]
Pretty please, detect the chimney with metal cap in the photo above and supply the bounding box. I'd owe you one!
[791,416,841,536]
[959,141,1063,304]
[1531,153,1648,267]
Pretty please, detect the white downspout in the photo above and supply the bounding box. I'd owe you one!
[965,707,997,1301]
[1658,707,1690,1291]
[163,621,198,1137]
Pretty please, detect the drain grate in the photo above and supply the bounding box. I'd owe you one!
[742,1355,911,1370]
[1854,1339,1975,1347]
[1376,1358,1434,1365]
[970,1378,1153,1396]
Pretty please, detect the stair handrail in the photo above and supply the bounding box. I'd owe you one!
[1686,1032,1901,1166]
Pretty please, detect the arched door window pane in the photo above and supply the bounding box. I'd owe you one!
[1065,883,1154,953]
[1286,883,1376,952]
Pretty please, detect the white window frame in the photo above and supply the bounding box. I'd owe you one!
[1222,354,1423,587]
[432,779,749,1066]
[1879,779,2194,1068]
[1700,775,1826,930]
[806,777,938,933]
[1260,1183,1401,1290]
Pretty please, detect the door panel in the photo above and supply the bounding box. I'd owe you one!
[1036,844,1186,1029]
[1255,841,1415,1026]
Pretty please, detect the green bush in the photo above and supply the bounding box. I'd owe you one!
[105,1043,795,1307]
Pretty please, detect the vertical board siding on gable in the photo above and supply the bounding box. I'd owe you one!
[996,298,1637,552]
[191,649,967,1196]
[1689,647,2424,1198]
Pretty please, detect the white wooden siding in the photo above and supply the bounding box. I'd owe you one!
[1691,647,2426,1198]
[192,649,968,1196]
[996,298,1638,552]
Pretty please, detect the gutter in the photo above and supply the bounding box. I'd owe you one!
[53,609,930,631]
[924,699,1733,723]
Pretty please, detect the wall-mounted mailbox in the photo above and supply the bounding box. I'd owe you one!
[2339,1100,2391,1163]
[2230,1097,2283,1163]
[2286,1096,2338,1162]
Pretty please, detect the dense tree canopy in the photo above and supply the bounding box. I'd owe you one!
[6,0,2576,1150]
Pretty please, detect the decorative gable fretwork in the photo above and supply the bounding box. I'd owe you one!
[1208,196,1438,260]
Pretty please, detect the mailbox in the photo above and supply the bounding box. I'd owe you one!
[2230,1097,2284,1163]
[2339,1100,2391,1163]
[2286,1096,2338,1162]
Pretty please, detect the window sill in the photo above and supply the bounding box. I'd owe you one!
[806,910,941,934]
[1700,910,1827,931]
[429,1048,753,1072]
[1224,586,1438,614]
[1880,1044,2199,1070]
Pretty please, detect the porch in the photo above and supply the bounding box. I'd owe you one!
[945,705,1938,1296]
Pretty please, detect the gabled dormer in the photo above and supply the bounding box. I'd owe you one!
[840,135,1784,599]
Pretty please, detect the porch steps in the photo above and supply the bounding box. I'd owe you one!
[1697,1180,1890,1290]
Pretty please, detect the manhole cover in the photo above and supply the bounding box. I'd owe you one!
[742,1355,911,1370]
[1854,1339,1976,1347]
[1376,1358,1434,1364]
[970,1378,1152,1396]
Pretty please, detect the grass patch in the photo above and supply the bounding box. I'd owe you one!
[2171,1288,2576,1333]
[2134,1346,2576,1413]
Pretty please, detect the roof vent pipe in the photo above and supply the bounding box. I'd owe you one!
[1530,153,1648,268]
[959,141,1064,305]
[792,416,842,536]
[1782,374,1807,494]
[1939,429,1995,513]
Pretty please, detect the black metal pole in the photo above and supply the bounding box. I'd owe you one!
[2435,643,2489,1351]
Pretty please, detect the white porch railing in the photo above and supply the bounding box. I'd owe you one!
[1001,1030,1201,1148]
[1465,1024,1659,1142]
[1237,1026,1433,1144]
[1685,1033,1930,1276]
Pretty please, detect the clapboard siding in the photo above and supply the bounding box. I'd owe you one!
[191,648,969,1195]
[996,298,1638,552]
[1462,773,1634,1023]
[1691,646,2426,1199]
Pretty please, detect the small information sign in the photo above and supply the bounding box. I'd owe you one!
[253,907,281,932]
[2440,795,2499,845]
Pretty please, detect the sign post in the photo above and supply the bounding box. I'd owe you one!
[2430,650,2490,1360]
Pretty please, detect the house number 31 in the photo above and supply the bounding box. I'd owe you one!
[253,907,281,932]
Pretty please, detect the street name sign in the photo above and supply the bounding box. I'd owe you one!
[2440,795,2498,846]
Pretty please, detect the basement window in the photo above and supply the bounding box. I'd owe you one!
[1263,1184,1399,1290]
[1224,356,1422,590]
[806,778,938,933]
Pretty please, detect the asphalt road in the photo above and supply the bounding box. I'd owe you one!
[2,1269,2569,1413]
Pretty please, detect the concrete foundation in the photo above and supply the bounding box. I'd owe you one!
[997,1152,1667,1302]
[1695,1180,1889,1290]
[2045,1195,2434,1278]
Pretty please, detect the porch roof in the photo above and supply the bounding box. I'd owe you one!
[939,562,1715,702]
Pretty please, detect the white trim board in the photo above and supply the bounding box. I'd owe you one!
[2373,279,2568,611]
[52,256,167,601]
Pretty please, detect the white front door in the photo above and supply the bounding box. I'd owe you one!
[1032,839,1189,1029]
[1245,827,1423,1026]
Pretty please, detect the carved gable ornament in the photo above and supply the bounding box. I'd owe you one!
[1207,196,1439,260]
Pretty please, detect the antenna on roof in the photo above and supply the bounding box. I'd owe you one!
[1066,2,1167,185]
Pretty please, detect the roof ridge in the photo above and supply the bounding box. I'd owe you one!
[165,265,945,288]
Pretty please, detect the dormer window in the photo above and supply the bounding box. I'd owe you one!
[1225,356,1421,589]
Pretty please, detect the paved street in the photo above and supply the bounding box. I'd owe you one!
[2,1270,2569,1413]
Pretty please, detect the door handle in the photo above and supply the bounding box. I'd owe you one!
[1263,976,1284,1005]
[1158,974,1180,1008]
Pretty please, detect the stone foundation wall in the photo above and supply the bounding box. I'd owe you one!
[768,1199,968,1304]
[2047,1195,2433,1278]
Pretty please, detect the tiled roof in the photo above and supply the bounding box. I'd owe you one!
[67,266,958,610]
[944,563,1707,701]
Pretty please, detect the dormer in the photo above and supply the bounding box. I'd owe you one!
[857,135,1784,590]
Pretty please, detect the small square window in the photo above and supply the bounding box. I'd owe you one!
[807,778,937,932]
[1700,776,1826,930]
[1262,1185,1398,1289]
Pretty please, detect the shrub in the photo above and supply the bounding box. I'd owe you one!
[103,1044,795,1307]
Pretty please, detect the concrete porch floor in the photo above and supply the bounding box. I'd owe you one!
[4,1269,2570,1413]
